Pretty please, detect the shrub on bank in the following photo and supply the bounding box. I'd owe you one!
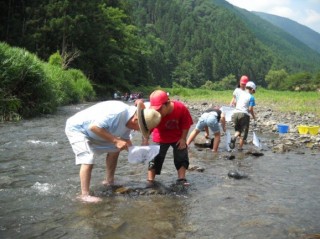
[0,42,95,121]
[43,65,95,105]
[0,42,57,120]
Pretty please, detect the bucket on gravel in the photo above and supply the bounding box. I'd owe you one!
[308,126,319,135]
[297,125,308,135]
[277,124,289,134]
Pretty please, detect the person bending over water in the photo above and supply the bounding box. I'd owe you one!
[65,101,161,203]
[187,107,226,152]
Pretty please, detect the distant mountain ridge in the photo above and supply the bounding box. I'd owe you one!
[129,0,320,87]
[212,0,320,72]
[253,11,320,54]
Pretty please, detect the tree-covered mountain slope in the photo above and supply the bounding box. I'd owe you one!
[253,11,320,54]
[212,0,320,73]
[1,0,320,91]
[130,0,320,87]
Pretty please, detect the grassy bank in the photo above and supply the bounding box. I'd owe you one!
[163,87,320,117]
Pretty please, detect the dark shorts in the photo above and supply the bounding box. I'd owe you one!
[232,112,250,140]
[148,142,189,175]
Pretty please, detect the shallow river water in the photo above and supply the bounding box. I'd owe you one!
[0,103,319,239]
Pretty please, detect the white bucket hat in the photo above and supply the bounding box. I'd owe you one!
[246,81,256,91]
[137,101,161,139]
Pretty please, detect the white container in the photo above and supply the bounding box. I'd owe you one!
[220,106,234,122]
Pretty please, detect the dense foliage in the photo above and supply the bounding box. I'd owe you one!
[129,0,320,89]
[1,0,320,103]
[0,0,152,96]
[0,42,95,121]
[266,69,320,91]
[129,0,275,87]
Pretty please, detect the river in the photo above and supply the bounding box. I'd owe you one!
[0,103,319,239]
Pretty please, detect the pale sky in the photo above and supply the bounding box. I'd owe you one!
[225,0,320,34]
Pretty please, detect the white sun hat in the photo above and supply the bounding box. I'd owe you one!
[137,101,161,139]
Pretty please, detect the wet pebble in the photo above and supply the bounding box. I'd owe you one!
[224,155,235,160]
[227,170,248,179]
[245,150,264,156]
[115,186,132,194]
[188,165,205,172]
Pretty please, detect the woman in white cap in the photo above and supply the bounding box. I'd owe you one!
[230,75,249,107]
[65,101,161,203]
[229,81,257,150]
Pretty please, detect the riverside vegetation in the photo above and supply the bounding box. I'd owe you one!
[1,0,320,122]
[1,41,319,121]
[165,87,320,117]
[1,0,320,96]
[0,42,95,121]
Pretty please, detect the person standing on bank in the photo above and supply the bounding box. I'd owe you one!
[146,90,193,186]
[65,101,161,203]
[229,81,257,151]
[187,107,226,152]
[230,75,249,107]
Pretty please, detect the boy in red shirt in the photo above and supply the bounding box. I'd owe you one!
[146,90,193,186]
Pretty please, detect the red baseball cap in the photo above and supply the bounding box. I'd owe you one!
[240,75,249,85]
[149,90,169,110]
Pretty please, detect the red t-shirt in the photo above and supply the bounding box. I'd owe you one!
[152,101,193,143]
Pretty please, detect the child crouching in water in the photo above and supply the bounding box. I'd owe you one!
[187,108,226,152]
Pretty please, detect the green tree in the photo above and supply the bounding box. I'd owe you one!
[265,69,289,90]
[285,72,312,91]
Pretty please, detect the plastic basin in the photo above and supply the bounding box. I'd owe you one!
[277,124,289,133]
[297,125,308,134]
[308,126,319,135]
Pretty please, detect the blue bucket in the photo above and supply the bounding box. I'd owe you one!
[277,124,289,133]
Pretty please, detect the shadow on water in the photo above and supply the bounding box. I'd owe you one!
[1,103,320,239]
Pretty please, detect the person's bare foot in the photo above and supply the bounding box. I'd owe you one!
[102,179,114,186]
[77,195,102,203]
[146,179,156,188]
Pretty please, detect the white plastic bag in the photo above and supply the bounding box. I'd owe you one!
[225,130,231,151]
[220,106,234,122]
[128,145,160,164]
[253,131,262,149]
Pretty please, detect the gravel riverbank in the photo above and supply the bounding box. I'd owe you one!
[182,99,320,154]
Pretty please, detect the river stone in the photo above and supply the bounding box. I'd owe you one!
[188,165,205,172]
[153,221,174,232]
[110,221,127,230]
[115,186,132,194]
[245,150,264,157]
[222,154,235,160]
[228,170,248,179]
[272,144,289,153]
[260,111,272,119]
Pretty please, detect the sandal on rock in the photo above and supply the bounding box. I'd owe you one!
[176,178,190,186]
